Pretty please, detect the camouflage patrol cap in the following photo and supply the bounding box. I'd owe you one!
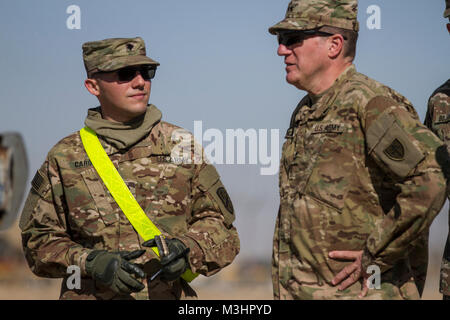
[82,37,160,76]
[269,0,359,35]
[445,0,450,18]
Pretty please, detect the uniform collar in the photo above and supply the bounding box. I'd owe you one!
[303,64,357,122]
[84,104,162,153]
[309,64,357,104]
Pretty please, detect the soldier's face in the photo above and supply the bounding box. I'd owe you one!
[277,35,330,91]
[90,66,151,122]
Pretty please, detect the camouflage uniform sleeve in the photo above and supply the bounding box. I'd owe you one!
[360,96,447,273]
[177,163,240,276]
[424,91,450,143]
[424,91,450,296]
[19,155,92,278]
[423,96,435,133]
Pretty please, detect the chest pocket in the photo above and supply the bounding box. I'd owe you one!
[80,168,119,225]
[61,167,119,237]
[135,156,192,234]
[303,122,352,212]
[286,122,345,198]
[285,123,329,198]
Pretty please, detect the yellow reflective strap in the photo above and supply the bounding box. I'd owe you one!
[80,127,198,282]
[180,268,197,283]
[79,127,161,256]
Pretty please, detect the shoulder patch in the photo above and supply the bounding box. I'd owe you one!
[31,170,45,193]
[383,139,405,161]
[216,187,234,215]
[30,169,51,198]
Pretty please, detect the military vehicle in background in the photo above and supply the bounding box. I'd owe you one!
[0,133,28,231]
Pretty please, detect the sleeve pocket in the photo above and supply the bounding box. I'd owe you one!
[367,112,424,179]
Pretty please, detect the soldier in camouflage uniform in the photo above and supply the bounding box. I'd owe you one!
[269,0,447,299]
[423,0,450,300]
[19,37,240,300]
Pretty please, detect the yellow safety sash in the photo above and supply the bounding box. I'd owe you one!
[80,126,197,282]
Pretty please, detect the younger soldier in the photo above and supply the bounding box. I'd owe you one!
[423,0,450,300]
[20,37,240,300]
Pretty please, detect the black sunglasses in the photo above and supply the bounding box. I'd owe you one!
[277,30,343,47]
[116,65,157,82]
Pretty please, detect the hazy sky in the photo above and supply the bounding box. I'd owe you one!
[0,0,449,270]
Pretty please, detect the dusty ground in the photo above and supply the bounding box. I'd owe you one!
[0,221,443,300]
[0,221,273,300]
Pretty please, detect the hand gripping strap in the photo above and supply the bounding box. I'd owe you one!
[80,127,198,282]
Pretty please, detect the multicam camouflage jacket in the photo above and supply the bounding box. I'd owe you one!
[20,105,240,300]
[424,79,450,296]
[274,65,447,300]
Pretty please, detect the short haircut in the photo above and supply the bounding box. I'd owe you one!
[87,70,100,79]
[319,26,359,61]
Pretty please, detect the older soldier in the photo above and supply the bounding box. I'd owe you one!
[424,0,450,300]
[19,37,239,300]
[269,0,446,299]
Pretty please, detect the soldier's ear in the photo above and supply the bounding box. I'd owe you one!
[84,78,100,97]
[446,23,450,34]
[327,34,345,60]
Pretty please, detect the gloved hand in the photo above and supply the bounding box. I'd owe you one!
[85,249,146,294]
[142,236,190,281]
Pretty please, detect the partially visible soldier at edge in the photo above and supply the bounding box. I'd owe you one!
[424,0,450,301]
[269,0,446,299]
[19,37,240,300]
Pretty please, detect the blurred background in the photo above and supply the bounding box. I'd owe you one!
[0,0,449,299]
